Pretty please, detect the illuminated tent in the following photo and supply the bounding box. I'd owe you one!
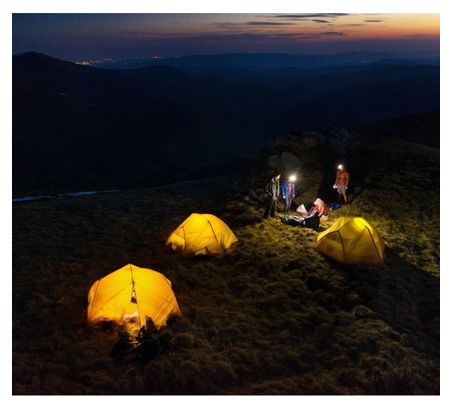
[166,213,238,257]
[315,217,384,264]
[87,264,181,329]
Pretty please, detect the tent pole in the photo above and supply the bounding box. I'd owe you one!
[130,264,143,329]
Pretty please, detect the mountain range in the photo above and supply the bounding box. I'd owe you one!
[91,51,439,72]
[13,52,439,194]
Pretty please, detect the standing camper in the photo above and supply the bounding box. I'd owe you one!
[264,172,281,218]
[334,164,350,204]
[281,174,296,212]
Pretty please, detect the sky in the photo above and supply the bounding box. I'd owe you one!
[12,13,440,60]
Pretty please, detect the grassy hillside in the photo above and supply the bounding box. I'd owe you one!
[12,133,439,395]
[353,111,440,149]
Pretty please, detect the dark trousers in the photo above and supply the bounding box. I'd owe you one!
[264,197,277,218]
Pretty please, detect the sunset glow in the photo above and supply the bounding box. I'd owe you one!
[13,13,439,60]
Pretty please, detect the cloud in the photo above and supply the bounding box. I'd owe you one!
[142,32,301,42]
[275,13,348,19]
[318,31,344,36]
[122,29,348,44]
[312,19,329,23]
[364,19,385,23]
[246,21,295,26]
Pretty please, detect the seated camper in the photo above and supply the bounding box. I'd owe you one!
[308,198,327,218]
[282,198,327,229]
[281,213,320,229]
[296,198,327,218]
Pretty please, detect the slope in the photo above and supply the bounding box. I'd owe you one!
[13,129,439,395]
[13,53,439,195]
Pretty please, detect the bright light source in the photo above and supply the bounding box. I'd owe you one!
[337,164,344,171]
[289,175,296,182]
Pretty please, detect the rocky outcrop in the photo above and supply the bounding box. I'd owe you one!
[267,151,302,173]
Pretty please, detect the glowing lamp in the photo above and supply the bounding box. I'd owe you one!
[289,175,297,182]
[337,164,344,171]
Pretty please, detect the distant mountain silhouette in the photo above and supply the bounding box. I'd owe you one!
[13,52,439,194]
[93,51,439,72]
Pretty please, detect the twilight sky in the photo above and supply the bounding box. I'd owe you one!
[12,13,440,60]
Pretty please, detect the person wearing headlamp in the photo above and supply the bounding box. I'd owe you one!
[334,163,350,204]
[281,174,297,212]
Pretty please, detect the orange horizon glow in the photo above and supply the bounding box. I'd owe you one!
[218,14,440,41]
[13,13,440,59]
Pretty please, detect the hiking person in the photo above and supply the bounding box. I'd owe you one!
[298,198,326,229]
[264,172,281,218]
[334,164,350,204]
[296,198,326,218]
[281,197,326,229]
[281,174,296,212]
[307,198,327,218]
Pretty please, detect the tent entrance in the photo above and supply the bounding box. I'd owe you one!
[122,295,141,336]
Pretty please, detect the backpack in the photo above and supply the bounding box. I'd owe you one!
[302,214,320,229]
[281,215,303,226]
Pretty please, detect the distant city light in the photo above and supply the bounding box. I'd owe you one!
[74,57,115,66]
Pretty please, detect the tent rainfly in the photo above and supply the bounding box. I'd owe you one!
[87,264,181,329]
[166,213,238,257]
[315,217,384,264]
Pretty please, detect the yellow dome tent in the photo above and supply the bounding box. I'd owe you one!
[87,264,181,329]
[315,217,384,264]
[166,213,238,257]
